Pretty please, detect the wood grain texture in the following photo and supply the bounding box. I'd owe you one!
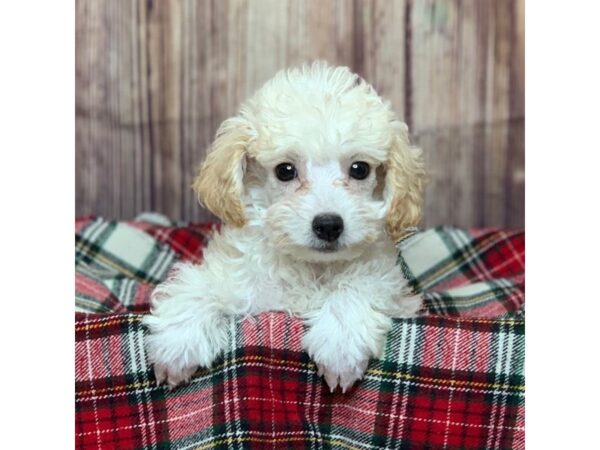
[76,0,524,228]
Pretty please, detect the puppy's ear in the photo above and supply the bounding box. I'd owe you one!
[384,121,425,242]
[192,116,255,227]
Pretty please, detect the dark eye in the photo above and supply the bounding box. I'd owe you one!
[349,161,370,180]
[275,163,297,182]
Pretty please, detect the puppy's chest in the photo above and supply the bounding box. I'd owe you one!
[249,264,358,314]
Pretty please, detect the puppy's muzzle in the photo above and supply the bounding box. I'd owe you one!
[312,214,344,242]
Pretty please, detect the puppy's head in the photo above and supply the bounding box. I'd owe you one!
[194,62,424,262]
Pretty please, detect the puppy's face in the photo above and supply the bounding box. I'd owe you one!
[194,63,425,262]
[252,151,385,262]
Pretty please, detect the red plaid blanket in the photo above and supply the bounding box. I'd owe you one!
[75,214,525,449]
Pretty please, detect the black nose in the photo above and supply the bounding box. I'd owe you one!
[312,214,344,242]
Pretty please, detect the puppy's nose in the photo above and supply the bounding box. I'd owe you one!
[312,214,344,242]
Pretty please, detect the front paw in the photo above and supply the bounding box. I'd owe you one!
[303,328,373,393]
[152,361,198,390]
[143,315,228,389]
[315,358,370,393]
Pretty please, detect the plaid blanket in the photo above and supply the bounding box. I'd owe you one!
[75,214,525,449]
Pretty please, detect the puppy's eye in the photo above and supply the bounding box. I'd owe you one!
[349,161,370,180]
[275,163,297,182]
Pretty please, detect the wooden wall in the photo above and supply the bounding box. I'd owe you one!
[76,0,524,228]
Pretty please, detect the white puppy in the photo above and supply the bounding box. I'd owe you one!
[143,62,425,393]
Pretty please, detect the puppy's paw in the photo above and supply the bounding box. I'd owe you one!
[315,358,369,393]
[143,315,228,389]
[153,362,198,390]
[303,326,374,393]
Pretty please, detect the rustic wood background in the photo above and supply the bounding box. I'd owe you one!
[76,0,524,228]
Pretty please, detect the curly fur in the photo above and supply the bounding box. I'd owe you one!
[143,62,425,392]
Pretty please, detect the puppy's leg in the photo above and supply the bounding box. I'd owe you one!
[142,262,233,388]
[302,292,390,393]
[302,279,421,393]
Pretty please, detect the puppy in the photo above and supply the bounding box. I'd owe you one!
[143,62,425,393]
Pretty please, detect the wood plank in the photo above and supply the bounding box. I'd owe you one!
[76,0,152,219]
[408,0,524,227]
[353,0,407,119]
[417,119,524,229]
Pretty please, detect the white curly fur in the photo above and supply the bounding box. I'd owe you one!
[143,62,425,392]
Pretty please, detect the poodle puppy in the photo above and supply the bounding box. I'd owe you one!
[143,62,425,393]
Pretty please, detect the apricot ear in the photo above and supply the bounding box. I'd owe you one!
[384,122,425,241]
[192,117,254,227]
